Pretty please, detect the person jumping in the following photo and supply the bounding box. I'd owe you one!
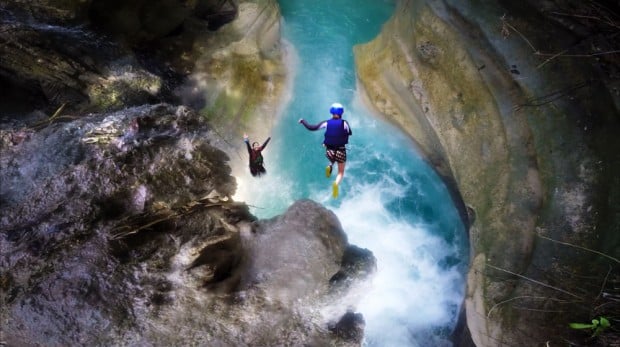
[244,133,271,177]
[298,102,352,198]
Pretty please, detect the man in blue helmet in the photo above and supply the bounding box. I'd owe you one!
[298,102,352,198]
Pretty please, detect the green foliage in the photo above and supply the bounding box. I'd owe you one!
[569,316,611,337]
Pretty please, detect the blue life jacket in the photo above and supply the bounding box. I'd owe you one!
[324,119,349,146]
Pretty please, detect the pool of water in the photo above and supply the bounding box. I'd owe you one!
[235,1,469,345]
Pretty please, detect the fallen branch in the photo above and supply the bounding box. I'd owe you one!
[533,47,620,69]
[501,14,538,53]
[535,233,620,264]
[487,295,573,318]
[536,49,568,69]
[500,13,620,69]
[30,103,71,130]
[597,265,613,301]
[549,10,620,30]
[485,263,583,299]
[111,199,235,240]
[111,213,178,240]
[515,80,591,110]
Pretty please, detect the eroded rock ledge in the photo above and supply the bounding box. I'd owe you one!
[0,104,375,346]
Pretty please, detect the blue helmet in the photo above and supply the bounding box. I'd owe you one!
[329,103,344,116]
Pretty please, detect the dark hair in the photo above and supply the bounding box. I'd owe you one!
[252,142,260,147]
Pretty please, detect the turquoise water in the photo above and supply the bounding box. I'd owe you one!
[235,1,469,345]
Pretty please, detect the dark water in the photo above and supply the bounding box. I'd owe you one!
[235,1,469,345]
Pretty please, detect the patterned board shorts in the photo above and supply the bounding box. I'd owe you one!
[326,147,347,163]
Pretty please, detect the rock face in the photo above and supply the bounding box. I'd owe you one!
[187,0,288,144]
[0,1,378,346]
[0,0,286,139]
[0,104,374,346]
[6,0,618,345]
[354,0,620,346]
[0,0,228,112]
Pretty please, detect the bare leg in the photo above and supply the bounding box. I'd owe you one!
[335,162,346,185]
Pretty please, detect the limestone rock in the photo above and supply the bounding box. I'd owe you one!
[354,1,620,346]
[0,104,372,346]
[188,0,288,144]
[0,0,252,116]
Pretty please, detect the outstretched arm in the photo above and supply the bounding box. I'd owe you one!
[260,137,271,150]
[243,133,252,154]
[298,119,326,131]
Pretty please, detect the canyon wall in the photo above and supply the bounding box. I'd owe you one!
[3,0,620,345]
[354,0,620,345]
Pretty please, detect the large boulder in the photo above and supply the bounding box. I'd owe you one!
[354,0,620,346]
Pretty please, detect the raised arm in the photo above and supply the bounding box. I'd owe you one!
[243,134,252,154]
[260,137,271,150]
[298,119,326,131]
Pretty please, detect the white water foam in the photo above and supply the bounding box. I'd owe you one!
[332,176,464,346]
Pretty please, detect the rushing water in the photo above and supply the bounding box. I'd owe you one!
[235,1,469,346]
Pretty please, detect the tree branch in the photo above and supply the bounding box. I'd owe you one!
[485,263,583,299]
[535,233,620,264]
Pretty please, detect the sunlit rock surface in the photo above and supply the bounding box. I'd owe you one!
[186,0,288,144]
[355,0,620,346]
[0,104,373,346]
[0,0,284,126]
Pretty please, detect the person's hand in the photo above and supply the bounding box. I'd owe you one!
[298,118,303,124]
[243,133,249,142]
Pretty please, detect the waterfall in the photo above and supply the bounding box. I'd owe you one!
[235,1,468,345]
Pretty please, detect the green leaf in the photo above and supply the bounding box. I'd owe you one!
[599,317,610,328]
[569,323,595,329]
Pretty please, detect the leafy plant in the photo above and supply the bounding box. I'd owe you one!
[569,317,611,337]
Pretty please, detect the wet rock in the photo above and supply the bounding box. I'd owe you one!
[329,245,377,292]
[0,103,233,344]
[1,104,372,346]
[355,1,620,346]
[240,199,349,304]
[329,310,366,344]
